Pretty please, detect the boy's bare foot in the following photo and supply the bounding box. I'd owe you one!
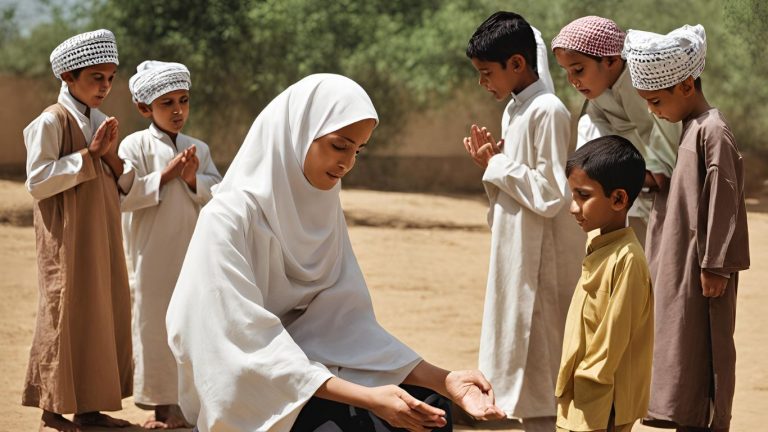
[72,412,132,428]
[40,411,80,432]
[143,405,192,429]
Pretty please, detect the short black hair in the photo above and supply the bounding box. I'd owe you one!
[664,76,702,92]
[566,135,646,206]
[466,11,537,70]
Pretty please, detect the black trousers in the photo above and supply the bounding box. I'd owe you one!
[291,385,453,432]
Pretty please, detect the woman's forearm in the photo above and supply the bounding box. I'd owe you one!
[314,377,375,410]
[401,360,449,397]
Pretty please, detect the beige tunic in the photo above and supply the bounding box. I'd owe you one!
[556,228,653,431]
[646,109,749,429]
[119,124,221,405]
[22,103,132,414]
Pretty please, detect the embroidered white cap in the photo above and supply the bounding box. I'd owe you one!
[128,60,191,104]
[623,24,707,91]
[49,29,119,79]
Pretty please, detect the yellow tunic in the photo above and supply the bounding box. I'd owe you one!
[556,227,653,431]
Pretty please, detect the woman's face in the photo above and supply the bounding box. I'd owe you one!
[303,118,376,190]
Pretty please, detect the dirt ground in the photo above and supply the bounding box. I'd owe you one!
[0,182,765,431]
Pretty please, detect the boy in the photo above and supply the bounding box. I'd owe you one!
[624,25,750,432]
[119,60,221,429]
[463,12,584,432]
[552,15,681,244]
[22,29,133,431]
[557,135,653,432]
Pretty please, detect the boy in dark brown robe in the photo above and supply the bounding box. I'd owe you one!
[624,24,750,432]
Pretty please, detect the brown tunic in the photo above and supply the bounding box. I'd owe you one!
[645,109,749,429]
[22,104,133,414]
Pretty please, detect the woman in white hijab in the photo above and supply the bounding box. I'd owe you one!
[166,74,504,432]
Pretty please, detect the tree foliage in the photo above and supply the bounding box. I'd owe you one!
[1,0,766,159]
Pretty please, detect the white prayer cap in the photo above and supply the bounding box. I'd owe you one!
[623,24,707,91]
[128,60,191,104]
[49,29,119,79]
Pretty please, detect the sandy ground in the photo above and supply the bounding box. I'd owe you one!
[0,181,765,431]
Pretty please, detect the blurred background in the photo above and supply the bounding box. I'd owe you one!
[1,0,766,194]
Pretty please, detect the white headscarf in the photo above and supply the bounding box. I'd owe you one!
[217,73,378,285]
[623,24,707,91]
[533,26,556,93]
[128,60,191,104]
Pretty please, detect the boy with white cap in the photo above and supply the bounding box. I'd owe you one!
[625,24,750,432]
[119,60,221,429]
[552,16,681,245]
[22,29,134,431]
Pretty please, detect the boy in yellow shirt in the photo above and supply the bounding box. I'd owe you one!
[556,135,654,432]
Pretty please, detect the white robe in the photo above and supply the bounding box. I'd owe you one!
[166,74,421,431]
[478,78,585,419]
[119,124,221,405]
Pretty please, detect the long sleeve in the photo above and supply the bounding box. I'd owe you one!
[482,104,569,218]
[647,116,680,177]
[698,132,745,271]
[24,113,97,200]
[118,138,162,212]
[166,197,334,432]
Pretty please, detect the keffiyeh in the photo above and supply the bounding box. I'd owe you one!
[552,16,625,57]
[129,60,191,104]
[50,29,119,79]
[623,25,707,91]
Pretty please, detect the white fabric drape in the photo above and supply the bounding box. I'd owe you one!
[166,74,421,431]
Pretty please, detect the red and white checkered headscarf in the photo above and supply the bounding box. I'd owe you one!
[552,16,626,57]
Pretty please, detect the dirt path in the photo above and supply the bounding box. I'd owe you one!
[1,184,765,431]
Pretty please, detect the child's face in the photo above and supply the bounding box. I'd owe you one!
[139,89,190,136]
[553,49,618,100]
[61,63,117,108]
[470,56,524,100]
[567,167,627,234]
[303,118,376,190]
[636,84,691,123]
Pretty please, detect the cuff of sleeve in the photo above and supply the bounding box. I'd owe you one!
[78,148,97,182]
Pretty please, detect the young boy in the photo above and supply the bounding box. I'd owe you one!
[557,135,654,432]
[552,16,681,245]
[22,29,133,431]
[463,12,584,432]
[624,25,750,432]
[119,60,221,429]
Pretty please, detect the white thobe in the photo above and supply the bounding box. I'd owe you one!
[479,79,585,419]
[119,124,221,405]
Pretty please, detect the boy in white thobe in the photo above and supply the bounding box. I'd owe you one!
[119,60,221,429]
[464,12,584,432]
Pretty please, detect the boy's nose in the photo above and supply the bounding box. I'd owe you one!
[569,199,580,214]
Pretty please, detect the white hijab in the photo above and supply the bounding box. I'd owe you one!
[219,73,378,286]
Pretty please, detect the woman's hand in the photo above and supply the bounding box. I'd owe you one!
[366,385,447,432]
[445,370,505,421]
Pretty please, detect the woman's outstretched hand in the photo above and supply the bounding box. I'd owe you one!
[367,384,447,432]
[445,370,506,421]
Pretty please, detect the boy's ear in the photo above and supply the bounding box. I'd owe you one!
[60,71,75,85]
[610,189,629,211]
[507,54,526,72]
[135,102,153,118]
[678,76,696,97]
[604,55,623,69]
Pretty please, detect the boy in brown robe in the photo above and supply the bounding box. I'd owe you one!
[22,29,133,431]
[624,24,750,432]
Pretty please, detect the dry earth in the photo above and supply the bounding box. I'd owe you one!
[1,182,765,431]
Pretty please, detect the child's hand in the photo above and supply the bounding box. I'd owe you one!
[701,269,728,297]
[181,146,199,186]
[161,151,187,184]
[88,117,118,157]
[103,117,120,157]
[463,124,503,168]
